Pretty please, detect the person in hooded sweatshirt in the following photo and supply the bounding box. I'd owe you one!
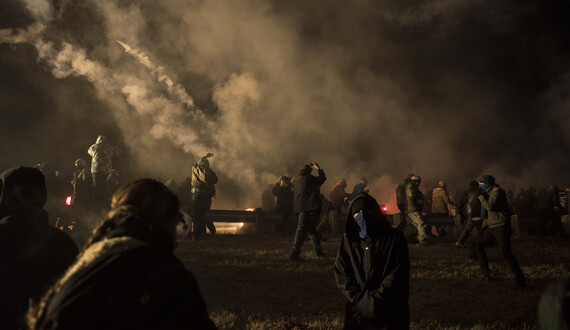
[28,179,217,330]
[335,192,410,330]
[191,153,218,239]
[473,175,526,289]
[289,162,326,260]
[0,167,78,329]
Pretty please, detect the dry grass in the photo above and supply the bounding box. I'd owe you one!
[175,234,570,329]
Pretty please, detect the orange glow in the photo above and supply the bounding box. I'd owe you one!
[65,196,72,206]
[245,208,255,212]
[240,222,244,227]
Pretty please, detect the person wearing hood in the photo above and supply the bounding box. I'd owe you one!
[28,179,217,330]
[473,175,526,289]
[191,153,218,239]
[455,181,483,248]
[88,135,120,204]
[289,162,326,260]
[273,175,294,236]
[350,177,369,200]
[0,167,78,329]
[335,193,410,329]
[328,179,350,236]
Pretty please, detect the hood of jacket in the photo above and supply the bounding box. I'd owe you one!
[345,193,392,241]
[0,167,47,219]
[297,165,312,176]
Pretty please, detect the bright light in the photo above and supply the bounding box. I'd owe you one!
[382,207,387,211]
[65,196,72,206]
[240,222,244,227]
[245,208,255,212]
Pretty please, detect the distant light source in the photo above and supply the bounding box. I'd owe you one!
[245,208,255,212]
[382,206,387,212]
[240,222,244,227]
[65,196,72,206]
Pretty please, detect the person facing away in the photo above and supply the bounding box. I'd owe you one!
[289,162,326,260]
[191,153,218,238]
[87,135,119,203]
[396,174,415,214]
[350,177,368,200]
[328,179,350,236]
[273,175,294,236]
[536,184,567,237]
[455,180,483,248]
[70,158,92,210]
[472,175,526,289]
[398,175,432,245]
[431,180,456,215]
[0,167,78,330]
[335,193,410,330]
[28,179,217,330]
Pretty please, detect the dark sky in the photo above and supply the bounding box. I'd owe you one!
[1,0,569,208]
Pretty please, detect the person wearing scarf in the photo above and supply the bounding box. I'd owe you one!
[335,193,410,329]
[473,175,526,289]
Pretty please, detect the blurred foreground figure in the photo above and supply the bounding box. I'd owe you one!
[289,162,326,260]
[28,179,216,330]
[191,153,218,239]
[537,277,570,329]
[0,167,78,329]
[473,175,526,289]
[335,193,410,329]
[273,175,294,236]
[87,135,119,204]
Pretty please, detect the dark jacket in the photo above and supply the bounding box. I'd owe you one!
[32,219,216,330]
[0,167,78,329]
[273,183,293,213]
[461,188,482,219]
[293,167,326,214]
[335,194,410,329]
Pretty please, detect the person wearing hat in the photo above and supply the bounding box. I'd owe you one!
[335,192,410,329]
[473,175,526,289]
[350,177,369,200]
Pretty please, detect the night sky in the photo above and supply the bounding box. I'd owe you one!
[1,0,569,208]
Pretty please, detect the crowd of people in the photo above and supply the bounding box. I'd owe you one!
[0,137,568,329]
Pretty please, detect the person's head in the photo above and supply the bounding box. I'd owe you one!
[279,175,291,186]
[468,180,479,190]
[0,167,47,219]
[197,157,210,168]
[548,184,559,193]
[87,179,181,247]
[298,165,312,176]
[360,177,368,187]
[96,135,106,144]
[346,193,391,240]
[74,159,86,170]
[338,179,347,188]
[411,175,421,187]
[438,180,447,188]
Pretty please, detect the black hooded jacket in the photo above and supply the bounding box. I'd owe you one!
[0,167,78,329]
[32,215,216,330]
[293,166,326,214]
[334,193,410,329]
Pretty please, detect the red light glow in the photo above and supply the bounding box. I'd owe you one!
[65,196,72,206]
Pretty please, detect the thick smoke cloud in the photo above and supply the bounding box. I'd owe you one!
[1,0,569,209]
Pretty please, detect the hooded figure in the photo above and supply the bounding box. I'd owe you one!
[335,193,410,329]
[28,179,216,330]
[191,153,218,238]
[0,167,78,329]
[88,135,119,203]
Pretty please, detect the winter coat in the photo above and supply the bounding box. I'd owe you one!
[350,184,366,199]
[431,187,454,214]
[335,194,410,329]
[329,181,348,210]
[479,186,509,228]
[191,159,218,198]
[31,221,216,330]
[405,182,423,214]
[462,188,482,219]
[87,135,118,174]
[273,184,293,213]
[293,167,326,214]
[0,167,78,329]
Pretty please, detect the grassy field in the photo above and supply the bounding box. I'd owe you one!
[175,233,570,329]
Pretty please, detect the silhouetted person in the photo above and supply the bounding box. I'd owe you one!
[350,177,368,200]
[431,180,456,236]
[28,179,216,330]
[70,159,92,210]
[396,174,414,214]
[191,153,218,238]
[105,169,120,202]
[289,162,326,260]
[88,135,119,204]
[399,176,431,245]
[473,175,526,289]
[537,184,566,237]
[261,184,275,212]
[328,179,350,236]
[335,193,410,329]
[273,176,294,236]
[0,167,78,329]
[456,181,482,248]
